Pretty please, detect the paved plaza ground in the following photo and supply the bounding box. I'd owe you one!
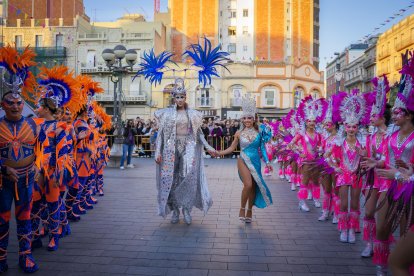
[6,158,376,275]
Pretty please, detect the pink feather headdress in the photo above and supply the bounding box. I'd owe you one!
[371,75,390,117]
[296,95,328,124]
[395,51,414,112]
[332,89,373,126]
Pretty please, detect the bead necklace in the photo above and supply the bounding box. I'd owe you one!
[242,127,258,143]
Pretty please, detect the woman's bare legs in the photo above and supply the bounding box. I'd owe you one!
[373,193,392,273]
[238,159,253,219]
[361,189,378,257]
[338,186,349,242]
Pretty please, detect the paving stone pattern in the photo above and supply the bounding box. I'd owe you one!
[6,159,376,275]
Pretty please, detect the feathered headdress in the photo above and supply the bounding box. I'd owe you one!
[37,66,83,114]
[134,37,230,97]
[323,97,334,123]
[241,95,257,118]
[370,75,390,117]
[296,96,328,123]
[0,45,37,103]
[394,51,414,112]
[77,74,104,120]
[91,101,112,131]
[332,89,373,125]
[295,95,328,134]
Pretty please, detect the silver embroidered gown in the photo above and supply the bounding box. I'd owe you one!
[154,107,214,217]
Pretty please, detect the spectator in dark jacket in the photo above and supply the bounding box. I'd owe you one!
[120,119,137,169]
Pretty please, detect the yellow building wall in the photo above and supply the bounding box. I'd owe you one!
[169,0,218,59]
[377,13,414,85]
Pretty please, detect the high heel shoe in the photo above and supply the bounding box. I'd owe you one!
[239,208,246,221]
[245,209,252,223]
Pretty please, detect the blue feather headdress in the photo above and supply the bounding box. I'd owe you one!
[134,37,230,95]
[134,49,174,86]
[183,37,230,87]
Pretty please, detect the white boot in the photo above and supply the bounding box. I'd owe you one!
[307,190,312,200]
[318,210,329,221]
[299,200,310,212]
[313,199,321,208]
[361,242,373,258]
[348,229,356,244]
[332,214,339,224]
[290,183,296,191]
[339,230,348,243]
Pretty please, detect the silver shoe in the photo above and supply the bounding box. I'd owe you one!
[182,208,192,225]
[170,209,180,224]
[361,242,373,258]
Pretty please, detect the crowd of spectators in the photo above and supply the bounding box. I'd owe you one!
[114,116,244,160]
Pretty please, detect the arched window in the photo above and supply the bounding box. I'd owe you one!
[294,86,304,108]
[311,89,321,99]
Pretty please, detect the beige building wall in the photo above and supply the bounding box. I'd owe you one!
[150,61,324,119]
[377,13,414,85]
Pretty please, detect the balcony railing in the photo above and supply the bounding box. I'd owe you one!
[16,46,67,58]
[363,57,375,68]
[77,33,107,41]
[80,66,111,74]
[95,94,147,102]
[197,97,214,107]
[122,33,152,40]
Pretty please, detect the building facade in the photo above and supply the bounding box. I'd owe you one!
[77,14,167,119]
[0,0,89,94]
[325,43,368,96]
[150,61,324,120]
[170,0,320,68]
[377,13,414,86]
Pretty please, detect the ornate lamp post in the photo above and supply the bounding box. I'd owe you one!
[102,45,138,158]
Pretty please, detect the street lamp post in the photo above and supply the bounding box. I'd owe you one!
[102,45,138,160]
[334,52,342,94]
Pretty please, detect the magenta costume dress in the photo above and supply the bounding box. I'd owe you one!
[364,131,390,192]
[372,130,414,267]
[331,139,364,233]
[295,132,322,201]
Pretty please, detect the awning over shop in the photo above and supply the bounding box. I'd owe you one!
[257,108,292,119]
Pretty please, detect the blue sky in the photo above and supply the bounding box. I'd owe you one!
[84,0,414,70]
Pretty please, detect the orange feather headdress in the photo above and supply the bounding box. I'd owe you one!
[91,101,112,131]
[0,45,37,104]
[37,66,85,115]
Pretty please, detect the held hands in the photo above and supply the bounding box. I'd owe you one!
[155,155,162,164]
[208,150,219,157]
[361,157,377,170]
[376,165,413,181]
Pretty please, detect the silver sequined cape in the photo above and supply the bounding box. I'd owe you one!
[154,107,214,218]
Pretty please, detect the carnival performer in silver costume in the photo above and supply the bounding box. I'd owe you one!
[154,79,216,225]
[135,38,230,225]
